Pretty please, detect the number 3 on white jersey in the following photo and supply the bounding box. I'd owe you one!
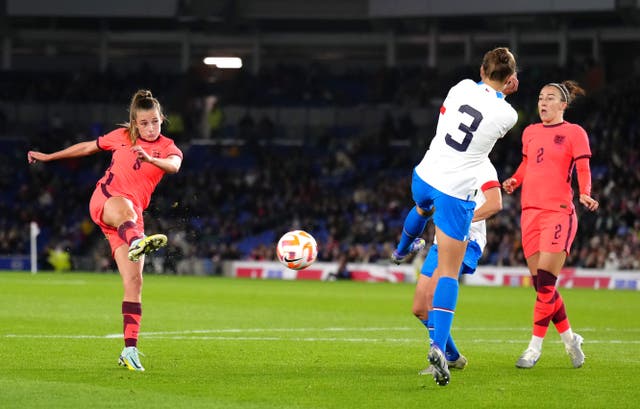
[445,104,484,152]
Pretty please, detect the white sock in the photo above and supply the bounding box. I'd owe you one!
[528,335,544,351]
[559,328,574,345]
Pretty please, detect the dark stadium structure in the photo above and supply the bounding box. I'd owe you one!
[1,0,639,272]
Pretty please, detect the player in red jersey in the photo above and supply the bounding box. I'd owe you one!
[28,90,183,371]
[502,80,599,369]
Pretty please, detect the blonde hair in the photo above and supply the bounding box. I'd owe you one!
[481,47,517,83]
[120,89,166,144]
[545,80,586,107]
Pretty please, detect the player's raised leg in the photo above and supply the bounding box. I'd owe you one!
[392,205,432,264]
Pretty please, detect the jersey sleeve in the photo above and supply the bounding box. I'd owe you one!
[521,125,533,157]
[478,160,499,191]
[165,142,183,159]
[499,102,518,139]
[97,128,127,151]
[570,124,592,159]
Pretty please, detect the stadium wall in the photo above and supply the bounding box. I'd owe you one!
[2,257,638,290]
[225,260,640,291]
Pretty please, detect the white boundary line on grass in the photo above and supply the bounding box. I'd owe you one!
[3,326,640,344]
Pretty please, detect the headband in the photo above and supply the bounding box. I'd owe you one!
[548,83,569,103]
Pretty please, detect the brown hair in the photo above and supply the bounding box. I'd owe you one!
[481,47,517,83]
[545,80,586,107]
[120,89,166,144]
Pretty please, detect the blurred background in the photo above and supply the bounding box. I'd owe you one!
[1,0,639,274]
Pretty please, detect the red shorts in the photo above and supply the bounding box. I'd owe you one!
[89,186,145,255]
[521,208,577,259]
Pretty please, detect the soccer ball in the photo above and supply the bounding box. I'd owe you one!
[276,230,318,270]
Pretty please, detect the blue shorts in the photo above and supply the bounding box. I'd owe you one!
[420,240,483,278]
[411,170,475,241]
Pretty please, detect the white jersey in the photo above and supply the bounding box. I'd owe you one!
[415,79,517,200]
[433,159,499,251]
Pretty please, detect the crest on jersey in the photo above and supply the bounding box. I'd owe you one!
[554,135,565,145]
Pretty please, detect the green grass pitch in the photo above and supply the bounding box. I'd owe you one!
[1,271,639,408]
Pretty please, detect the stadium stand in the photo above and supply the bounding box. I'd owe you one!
[1,63,638,272]
[1,1,639,272]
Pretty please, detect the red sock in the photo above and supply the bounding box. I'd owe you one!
[551,290,570,333]
[122,301,142,347]
[533,269,557,338]
[117,221,144,246]
[532,273,570,332]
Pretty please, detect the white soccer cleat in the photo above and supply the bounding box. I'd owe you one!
[565,333,585,368]
[418,365,435,376]
[391,238,426,264]
[428,345,451,386]
[118,346,145,372]
[516,347,541,369]
[447,354,468,370]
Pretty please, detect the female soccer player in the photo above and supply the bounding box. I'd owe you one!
[28,89,183,371]
[414,159,503,376]
[392,47,519,386]
[502,80,599,369]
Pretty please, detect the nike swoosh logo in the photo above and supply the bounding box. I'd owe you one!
[284,256,302,263]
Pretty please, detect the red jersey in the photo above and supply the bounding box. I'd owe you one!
[95,128,183,210]
[520,121,591,214]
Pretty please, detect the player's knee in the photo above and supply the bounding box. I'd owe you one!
[113,210,137,227]
[412,307,427,320]
[416,205,434,218]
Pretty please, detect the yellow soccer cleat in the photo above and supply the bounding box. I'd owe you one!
[127,234,168,262]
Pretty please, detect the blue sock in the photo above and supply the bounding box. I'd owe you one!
[419,318,433,346]
[421,317,435,346]
[445,335,460,361]
[431,276,459,351]
[396,206,429,254]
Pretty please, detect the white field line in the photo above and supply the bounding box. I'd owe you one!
[1,279,88,286]
[3,326,640,344]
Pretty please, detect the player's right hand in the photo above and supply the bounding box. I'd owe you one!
[502,73,519,96]
[28,151,38,163]
[28,151,47,164]
[502,177,518,194]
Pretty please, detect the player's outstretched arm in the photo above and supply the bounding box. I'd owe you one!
[28,141,100,164]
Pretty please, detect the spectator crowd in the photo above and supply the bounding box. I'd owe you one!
[1,61,638,272]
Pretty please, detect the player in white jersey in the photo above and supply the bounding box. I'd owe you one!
[391,47,519,386]
[412,159,502,375]
[416,79,518,201]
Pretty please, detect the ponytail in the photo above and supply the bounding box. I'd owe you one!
[546,80,586,107]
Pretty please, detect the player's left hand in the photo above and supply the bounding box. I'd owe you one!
[131,146,153,163]
[579,194,599,211]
